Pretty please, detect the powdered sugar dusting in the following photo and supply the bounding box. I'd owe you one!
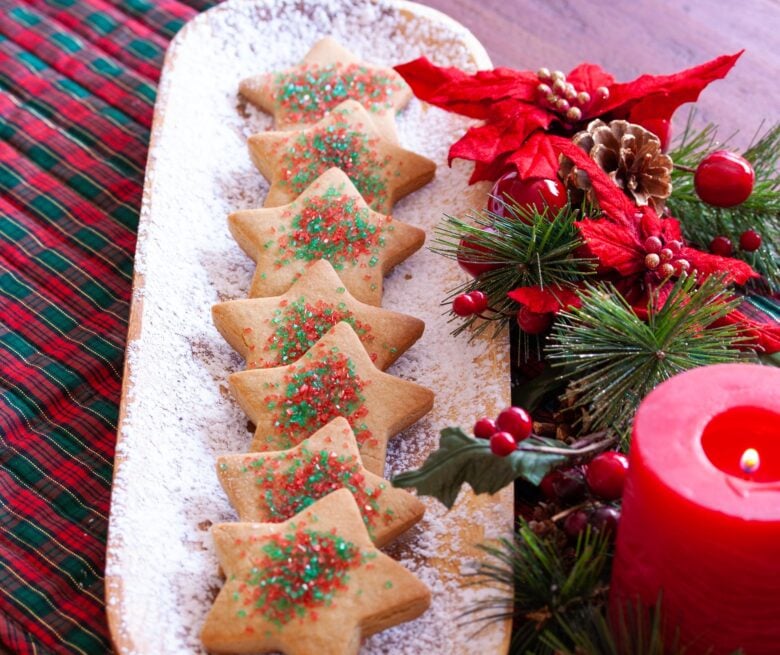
[106,1,512,653]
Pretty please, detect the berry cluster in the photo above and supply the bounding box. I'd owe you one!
[642,235,690,279]
[535,68,609,125]
[452,290,488,317]
[472,406,534,456]
[541,450,629,539]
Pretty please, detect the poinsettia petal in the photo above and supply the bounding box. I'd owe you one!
[507,284,584,313]
[603,51,743,121]
[552,137,637,226]
[468,155,511,184]
[680,246,758,285]
[715,303,780,354]
[448,103,551,166]
[566,63,615,92]
[394,58,538,119]
[506,131,560,180]
[577,218,644,275]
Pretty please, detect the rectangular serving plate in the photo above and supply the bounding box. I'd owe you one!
[105,1,513,653]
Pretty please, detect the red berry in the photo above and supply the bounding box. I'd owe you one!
[563,510,590,538]
[590,506,621,537]
[710,235,733,256]
[585,451,629,500]
[739,229,762,252]
[489,431,517,457]
[517,307,553,334]
[694,150,755,208]
[452,294,476,317]
[643,236,663,253]
[468,290,488,313]
[488,172,568,220]
[473,417,497,439]
[496,406,533,441]
[457,235,500,277]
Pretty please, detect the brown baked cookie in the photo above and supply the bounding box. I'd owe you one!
[239,36,411,141]
[212,260,424,370]
[229,322,434,475]
[215,417,425,547]
[247,99,436,214]
[227,167,425,305]
[201,489,431,655]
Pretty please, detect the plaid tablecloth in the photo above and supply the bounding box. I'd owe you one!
[2,2,780,655]
[0,2,216,652]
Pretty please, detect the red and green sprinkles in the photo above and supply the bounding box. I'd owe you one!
[273,188,387,269]
[277,120,391,209]
[251,296,374,367]
[237,447,392,532]
[273,63,402,124]
[236,528,363,627]
[262,350,371,449]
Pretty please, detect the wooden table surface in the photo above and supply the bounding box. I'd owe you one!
[417,0,780,148]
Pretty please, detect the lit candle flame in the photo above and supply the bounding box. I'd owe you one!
[740,448,760,475]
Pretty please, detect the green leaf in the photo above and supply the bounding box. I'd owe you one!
[391,427,570,508]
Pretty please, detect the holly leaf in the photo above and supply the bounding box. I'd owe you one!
[392,427,571,509]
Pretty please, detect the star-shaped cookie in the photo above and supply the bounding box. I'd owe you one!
[201,489,430,655]
[212,259,424,370]
[229,322,434,475]
[228,167,425,305]
[216,417,425,547]
[239,37,411,141]
[247,99,436,213]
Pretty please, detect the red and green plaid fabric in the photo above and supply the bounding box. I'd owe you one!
[0,1,216,652]
[2,2,780,655]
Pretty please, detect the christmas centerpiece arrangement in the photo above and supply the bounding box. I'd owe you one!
[390,51,780,654]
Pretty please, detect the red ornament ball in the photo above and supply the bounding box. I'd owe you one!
[496,406,533,441]
[473,417,497,440]
[457,234,500,278]
[739,229,762,252]
[694,150,755,208]
[489,431,517,457]
[488,171,568,220]
[517,307,553,334]
[468,290,489,313]
[585,451,629,500]
[709,235,733,257]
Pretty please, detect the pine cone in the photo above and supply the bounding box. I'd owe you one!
[560,119,673,211]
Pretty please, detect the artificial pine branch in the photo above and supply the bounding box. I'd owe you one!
[540,597,745,655]
[432,202,595,341]
[462,521,611,655]
[667,111,780,290]
[546,275,750,443]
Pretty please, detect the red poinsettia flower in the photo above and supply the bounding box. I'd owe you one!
[395,52,742,183]
[552,137,757,317]
[554,137,756,286]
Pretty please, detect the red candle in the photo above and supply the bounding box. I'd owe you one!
[610,363,780,654]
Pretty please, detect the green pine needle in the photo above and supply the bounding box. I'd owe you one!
[432,201,595,341]
[667,111,780,291]
[546,275,751,442]
[462,521,611,655]
[541,597,745,655]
